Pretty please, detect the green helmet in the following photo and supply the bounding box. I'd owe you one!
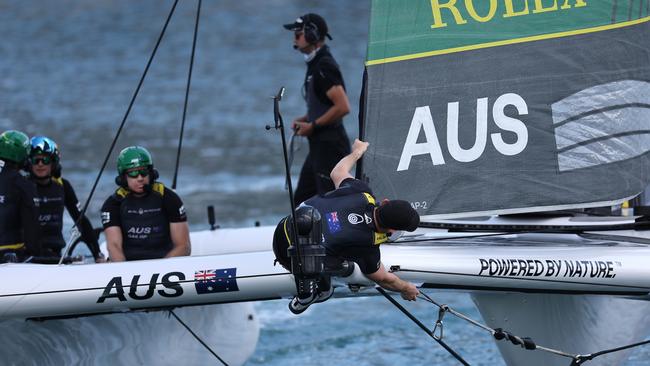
[117,146,153,175]
[0,130,30,164]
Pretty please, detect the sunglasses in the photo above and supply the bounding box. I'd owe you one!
[294,31,304,40]
[125,169,150,178]
[31,156,53,165]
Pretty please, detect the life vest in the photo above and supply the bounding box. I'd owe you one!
[304,46,347,142]
[35,177,65,250]
[114,182,172,260]
[304,190,387,249]
[0,168,25,247]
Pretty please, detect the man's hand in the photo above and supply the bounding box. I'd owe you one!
[366,264,420,301]
[292,121,315,137]
[351,139,369,158]
[400,282,420,301]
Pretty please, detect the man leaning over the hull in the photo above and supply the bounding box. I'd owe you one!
[28,136,104,262]
[101,146,190,261]
[0,130,41,262]
[273,139,420,314]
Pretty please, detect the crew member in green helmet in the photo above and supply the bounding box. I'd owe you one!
[28,136,104,262]
[101,146,190,261]
[0,130,41,261]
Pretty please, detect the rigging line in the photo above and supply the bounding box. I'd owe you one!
[60,0,179,264]
[375,287,470,366]
[417,221,642,234]
[417,292,577,360]
[169,309,229,366]
[572,338,650,365]
[389,222,644,245]
[418,292,650,362]
[172,0,201,190]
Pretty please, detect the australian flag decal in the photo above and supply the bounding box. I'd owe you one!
[194,268,239,294]
[327,211,341,233]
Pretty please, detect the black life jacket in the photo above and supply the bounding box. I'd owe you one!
[304,46,347,142]
[114,182,172,261]
[0,167,24,247]
[304,190,387,249]
[35,177,65,250]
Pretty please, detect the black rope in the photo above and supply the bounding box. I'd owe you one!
[417,292,650,364]
[376,287,470,365]
[571,338,650,365]
[172,0,201,189]
[169,309,229,365]
[67,0,179,257]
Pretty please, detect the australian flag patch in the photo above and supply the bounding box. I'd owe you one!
[194,268,239,294]
[327,211,341,233]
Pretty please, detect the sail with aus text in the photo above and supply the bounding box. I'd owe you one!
[360,0,650,219]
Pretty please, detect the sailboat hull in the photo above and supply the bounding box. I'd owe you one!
[472,292,650,366]
[0,303,259,366]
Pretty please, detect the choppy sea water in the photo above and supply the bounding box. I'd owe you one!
[1,1,649,365]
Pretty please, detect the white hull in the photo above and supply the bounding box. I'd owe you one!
[473,293,650,366]
[1,219,650,365]
[0,303,259,366]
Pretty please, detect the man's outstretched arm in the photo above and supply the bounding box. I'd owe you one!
[366,264,419,301]
[330,138,369,189]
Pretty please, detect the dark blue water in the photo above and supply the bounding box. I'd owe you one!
[1,1,648,365]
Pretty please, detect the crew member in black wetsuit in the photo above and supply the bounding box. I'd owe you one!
[284,13,351,205]
[0,130,41,261]
[273,139,421,314]
[28,136,103,261]
[101,146,190,261]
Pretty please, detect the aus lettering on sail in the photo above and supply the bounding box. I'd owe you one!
[397,93,528,171]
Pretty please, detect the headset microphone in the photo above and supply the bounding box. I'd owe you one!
[293,44,299,50]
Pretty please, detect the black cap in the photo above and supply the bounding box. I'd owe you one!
[376,200,420,232]
[283,13,332,41]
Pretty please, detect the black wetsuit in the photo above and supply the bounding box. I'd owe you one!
[274,178,387,274]
[0,162,41,259]
[33,177,100,259]
[101,182,186,261]
[294,45,351,205]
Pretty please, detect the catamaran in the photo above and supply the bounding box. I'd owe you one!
[2,0,650,365]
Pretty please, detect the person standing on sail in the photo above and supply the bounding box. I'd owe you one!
[101,146,190,261]
[0,130,41,262]
[284,13,351,205]
[273,139,421,314]
[28,136,104,262]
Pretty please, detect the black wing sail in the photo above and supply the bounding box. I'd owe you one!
[360,0,650,220]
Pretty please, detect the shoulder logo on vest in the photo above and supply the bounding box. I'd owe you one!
[348,213,364,225]
[364,213,373,225]
[101,212,110,224]
[326,211,342,233]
